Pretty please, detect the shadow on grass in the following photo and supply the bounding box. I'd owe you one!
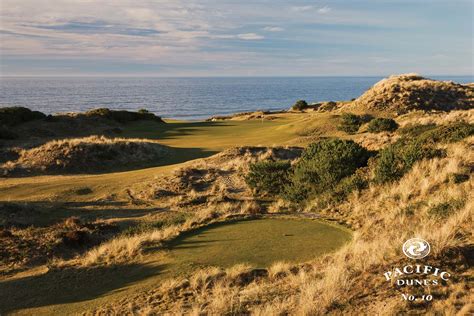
[165,219,254,250]
[0,200,166,227]
[3,146,218,179]
[0,263,164,313]
[123,120,236,141]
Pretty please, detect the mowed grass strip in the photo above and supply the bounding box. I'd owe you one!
[167,218,351,269]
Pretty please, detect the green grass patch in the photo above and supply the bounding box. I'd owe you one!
[168,218,351,268]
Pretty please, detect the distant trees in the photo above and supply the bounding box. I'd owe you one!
[291,100,309,111]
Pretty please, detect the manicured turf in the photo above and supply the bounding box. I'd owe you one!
[168,218,351,269]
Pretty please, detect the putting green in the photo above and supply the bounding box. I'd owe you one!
[168,218,351,269]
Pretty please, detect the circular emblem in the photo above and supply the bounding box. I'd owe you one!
[403,238,430,259]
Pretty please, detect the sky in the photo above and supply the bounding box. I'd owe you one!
[0,0,473,77]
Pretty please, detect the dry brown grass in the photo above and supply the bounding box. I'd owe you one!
[87,136,473,315]
[398,108,474,127]
[351,73,474,114]
[1,135,169,175]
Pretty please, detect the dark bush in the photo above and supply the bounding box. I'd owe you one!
[85,108,164,123]
[427,199,465,219]
[337,113,372,134]
[318,170,369,206]
[448,173,470,184]
[61,230,89,247]
[0,126,18,139]
[288,139,371,200]
[291,100,309,111]
[373,140,445,183]
[0,107,46,126]
[246,160,292,196]
[367,118,399,133]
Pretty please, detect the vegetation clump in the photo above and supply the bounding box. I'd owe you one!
[367,117,399,133]
[247,139,371,203]
[427,199,465,219]
[291,100,309,111]
[245,160,291,196]
[84,108,164,123]
[287,139,371,201]
[337,113,372,134]
[0,107,46,126]
[417,122,474,144]
[372,139,444,183]
[0,126,18,140]
[398,123,437,137]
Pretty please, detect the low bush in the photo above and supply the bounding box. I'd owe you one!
[398,123,437,137]
[427,199,465,219]
[418,122,474,144]
[288,139,371,200]
[398,122,473,144]
[0,107,46,126]
[337,113,372,134]
[367,118,398,133]
[85,108,163,123]
[0,126,18,139]
[448,173,470,184]
[291,100,309,111]
[318,170,369,206]
[373,139,444,183]
[245,160,291,196]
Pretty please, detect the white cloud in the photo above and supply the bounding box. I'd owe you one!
[291,6,314,12]
[263,26,284,32]
[318,6,332,14]
[237,33,264,40]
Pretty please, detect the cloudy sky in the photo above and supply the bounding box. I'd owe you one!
[0,0,472,76]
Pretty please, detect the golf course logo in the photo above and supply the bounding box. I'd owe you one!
[403,238,430,259]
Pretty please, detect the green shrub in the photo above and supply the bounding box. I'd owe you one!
[291,100,309,111]
[246,160,292,196]
[319,170,369,205]
[428,199,465,219]
[367,118,399,133]
[399,122,473,144]
[337,113,372,134]
[398,123,437,137]
[418,122,474,144]
[85,108,163,123]
[0,107,46,126]
[373,140,445,183]
[288,139,371,200]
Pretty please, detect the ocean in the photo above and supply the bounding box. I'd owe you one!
[1,76,472,120]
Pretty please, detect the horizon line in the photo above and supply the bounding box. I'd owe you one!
[2,74,473,79]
